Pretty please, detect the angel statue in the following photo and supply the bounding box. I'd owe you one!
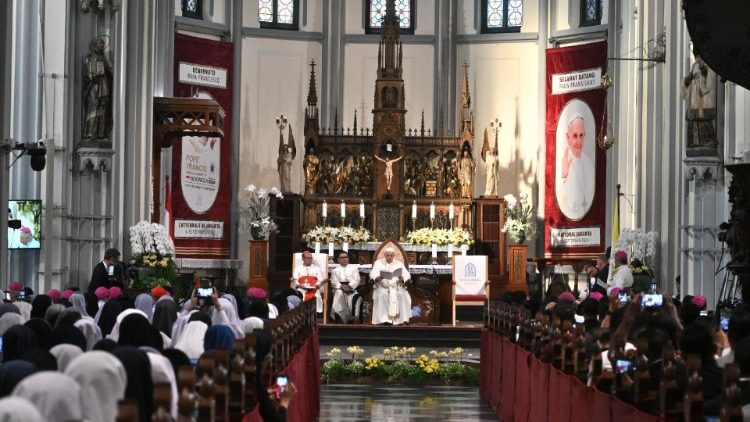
[374,154,403,192]
[481,119,501,197]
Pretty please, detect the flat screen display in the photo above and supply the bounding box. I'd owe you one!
[7,200,42,250]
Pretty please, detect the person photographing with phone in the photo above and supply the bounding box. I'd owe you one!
[88,248,123,295]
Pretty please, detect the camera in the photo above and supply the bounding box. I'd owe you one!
[618,291,628,305]
[641,294,663,308]
[615,359,632,374]
[197,287,214,298]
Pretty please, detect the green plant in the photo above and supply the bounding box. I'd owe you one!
[321,359,347,384]
[345,361,365,378]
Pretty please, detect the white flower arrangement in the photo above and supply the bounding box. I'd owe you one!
[612,228,658,265]
[402,227,474,247]
[240,184,282,239]
[304,225,372,245]
[502,193,535,244]
[129,220,175,257]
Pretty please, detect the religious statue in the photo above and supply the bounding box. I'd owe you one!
[458,149,476,198]
[83,36,113,139]
[482,121,501,197]
[375,154,403,192]
[303,146,321,195]
[277,124,296,194]
[445,159,460,198]
[681,54,718,151]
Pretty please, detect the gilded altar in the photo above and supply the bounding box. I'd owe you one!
[300,0,476,239]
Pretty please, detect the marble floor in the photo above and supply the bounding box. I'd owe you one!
[318,384,498,421]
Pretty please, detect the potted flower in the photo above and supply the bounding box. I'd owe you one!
[502,193,535,244]
[128,221,176,292]
[240,184,282,240]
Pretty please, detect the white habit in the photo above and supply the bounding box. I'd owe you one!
[330,264,361,322]
[292,263,325,313]
[559,154,595,220]
[370,258,412,325]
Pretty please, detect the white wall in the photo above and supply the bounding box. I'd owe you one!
[457,42,540,199]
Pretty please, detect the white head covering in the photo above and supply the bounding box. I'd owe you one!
[0,313,23,336]
[49,344,83,372]
[385,247,395,253]
[12,372,84,422]
[174,320,207,359]
[0,397,45,422]
[106,308,149,342]
[211,298,244,339]
[268,303,279,319]
[64,351,127,422]
[242,316,264,333]
[69,293,90,318]
[134,294,154,322]
[221,294,242,325]
[170,310,196,348]
[143,350,178,418]
[13,302,31,323]
[74,318,102,350]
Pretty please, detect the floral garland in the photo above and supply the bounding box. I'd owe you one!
[401,227,474,247]
[304,225,373,245]
[240,184,282,239]
[502,193,535,243]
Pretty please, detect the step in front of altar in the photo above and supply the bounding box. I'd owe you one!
[319,324,481,348]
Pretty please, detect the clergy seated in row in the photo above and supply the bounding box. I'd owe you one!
[291,250,325,314]
[330,251,362,323]
[370,247,412,326]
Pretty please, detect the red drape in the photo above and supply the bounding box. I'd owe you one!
[480,331,659,422]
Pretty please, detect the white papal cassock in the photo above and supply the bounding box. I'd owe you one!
[559,154,595,220]
[291,264,324,313]
[330,264,361,323]
[369,258,412,325]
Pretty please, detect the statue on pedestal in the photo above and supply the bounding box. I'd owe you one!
[277,117,296,193]
[303,146,321,195]
[481,119,501,197]
[83,36,113,139]
[681,54,718,152]
[458,149,476,198]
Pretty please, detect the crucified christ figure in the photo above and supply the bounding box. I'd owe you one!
[374,154,403,192]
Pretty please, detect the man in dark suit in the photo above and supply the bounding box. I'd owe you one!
[88,248,122,295]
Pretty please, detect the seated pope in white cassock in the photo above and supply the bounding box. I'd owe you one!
[369,247,412,325]
[291,251,325,313]
[330,251,361,323]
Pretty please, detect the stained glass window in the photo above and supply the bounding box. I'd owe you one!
[482,0,522,33]
[581,0,602,27]
[182,0,202,20]
[259,0,298,30]
[365,0,415,34]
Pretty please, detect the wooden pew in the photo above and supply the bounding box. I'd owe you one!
[152,382,172,421]
[116,400,139,422]
[683,354,704,422]
[720,363,744,422]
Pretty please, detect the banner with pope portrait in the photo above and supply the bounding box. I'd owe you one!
[544,41,607,256]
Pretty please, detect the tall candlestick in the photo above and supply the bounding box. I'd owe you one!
[322,201,327,218]
[461,244,468,256]
[431,243,437,258]
[341,201,346,218]
[429,202,435,220]
[315,242,321,254]
[449,203,455,220]
[359,200,365,219]
[343,242,349,252]
[411,201,417,219]
[448,243,454,257]
[328,242,334,257]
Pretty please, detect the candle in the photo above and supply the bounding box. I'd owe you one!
[411,201,417,219]
[461,244,468,256]
[449,203,455,220]
[328,242,334,256]
[431,243,437,258]
[430,202,435,219]
[343,242,349,252]
[322,201,327,218]
[315,241,321,254]
[359,200,365,219]
[341,201,346,218]
[448,243,454,257]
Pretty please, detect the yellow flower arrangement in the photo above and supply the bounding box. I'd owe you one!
[364,356,383,370]
[347,346,365,359]
[415,355,440,373]
[326,347,342,359]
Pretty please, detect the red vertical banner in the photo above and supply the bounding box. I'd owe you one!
[172,34,233,258]
[545,41,608,256]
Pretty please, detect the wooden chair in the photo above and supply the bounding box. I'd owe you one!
[196,373,214,422]
[152,382,172,417]
[451,255,489,326]
[720,363,744,422]
[213,364,229,421]
[177,388,196,422]
[291,252,329,321]
[177,365,195,394]
[228,352,246,420]
[684,354,704,422]
[659,345,684,420]
[116,399,139,422]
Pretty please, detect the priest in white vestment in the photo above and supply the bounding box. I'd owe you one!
[370,247,412,325]
[608,250,634,292]
[557,116,595,220]
[291,251,325,313]
[330,251,361,323]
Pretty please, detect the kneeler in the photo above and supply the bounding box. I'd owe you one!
[499,337,516,422]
